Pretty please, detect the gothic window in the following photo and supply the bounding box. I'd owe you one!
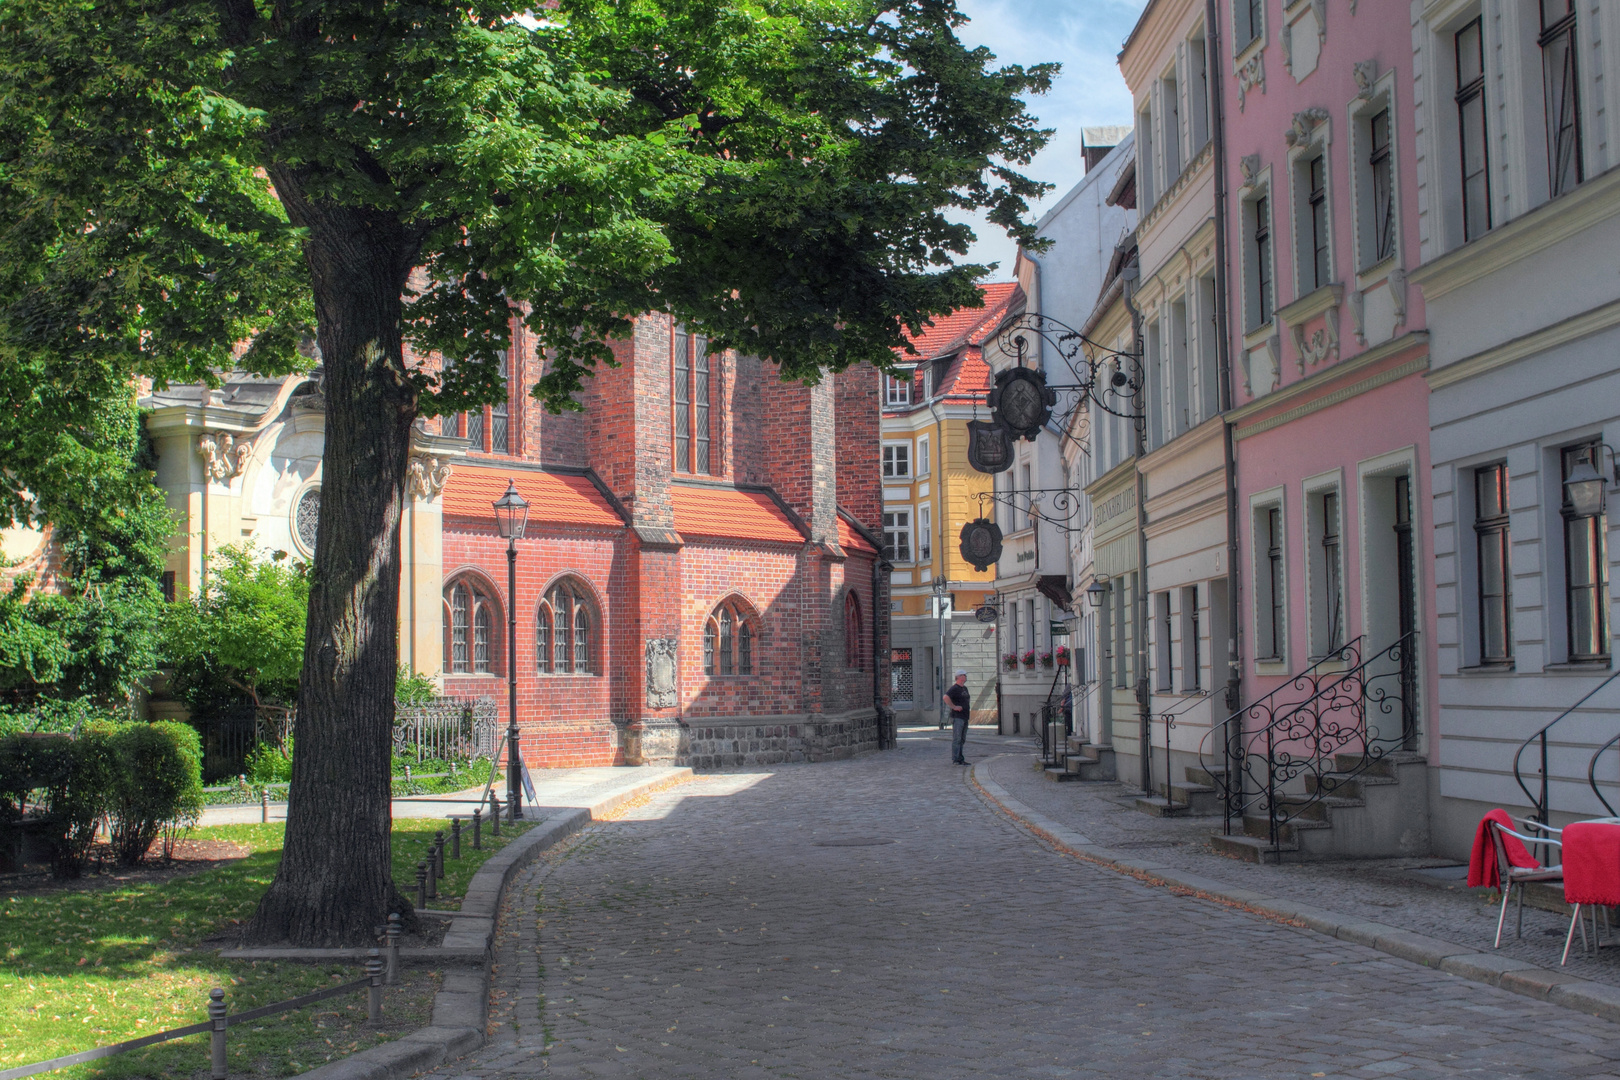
[491,350,510,454]
[672,326,713,475]
[445,579,500,674]
[703,598,757,677]
[536,577,599,674]
[844,592,865,671]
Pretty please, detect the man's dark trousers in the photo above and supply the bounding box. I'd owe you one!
[951,715,968,764]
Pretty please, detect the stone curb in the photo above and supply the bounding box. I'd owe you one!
[969,760,1620,1028]
[294,767,693,1080]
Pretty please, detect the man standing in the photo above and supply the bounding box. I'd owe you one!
[946,671,971,765]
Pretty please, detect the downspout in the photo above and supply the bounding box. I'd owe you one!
[1122,266,1152,796]
[1206,0,1245,815]
[872,553,891,749]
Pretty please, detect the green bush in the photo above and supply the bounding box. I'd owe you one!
[102,721,204,867]
[244,735,294,784]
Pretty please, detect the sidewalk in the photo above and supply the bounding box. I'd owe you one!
[199,765,687,826]
[907,725,1620,998]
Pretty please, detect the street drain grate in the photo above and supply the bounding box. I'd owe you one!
[813,838,897,847]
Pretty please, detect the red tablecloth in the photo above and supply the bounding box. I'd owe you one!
[1563,821,1620,906]
[1467,809,1538,889]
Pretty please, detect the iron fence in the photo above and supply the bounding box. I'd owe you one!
[394,697,499,761]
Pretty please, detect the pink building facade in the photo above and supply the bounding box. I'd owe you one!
[1215,1,1437,856]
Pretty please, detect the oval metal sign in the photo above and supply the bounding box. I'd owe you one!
[958,518,1003,572]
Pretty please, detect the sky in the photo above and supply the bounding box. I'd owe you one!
[950,0,1149,277]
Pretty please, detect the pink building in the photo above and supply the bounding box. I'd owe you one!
[1214,1,1436,859]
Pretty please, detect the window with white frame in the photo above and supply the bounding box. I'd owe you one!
[918,503,932,562]
[1155,591,1173,691]
[1234,0,1263,51]
[1474,462,1512,665]
[1113,579,1129,688]
[1137,102,1156,209]
[884,372,912,407]
[883,509,912,563]
[917,434,931,477]
[1453,16,1490,243]
[1160,67,1181,183]
[1145,318,1164,448]
[1561,441,1608,662]
[1243,188,1275,331]
[1351,83,1399,272]
[1540,0,1583,200]
[1188,28,1210,154]
[1306,486,1345,657]
[1196,273,1219,419]
[921,365,935,401]
[1169,298,1190,439]
[882,442,911,479]
[1254,502,1286,662]
[1295,149,1332,293]
[1020,462,1034,529]
[1181,584,1201,691]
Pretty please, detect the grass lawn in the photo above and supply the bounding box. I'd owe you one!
[0,815,534,1078]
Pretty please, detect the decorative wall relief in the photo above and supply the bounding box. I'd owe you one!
[1349,289,1367,345]
[645,637,678,709]
[1353,60,1379,100]
[1284,107,1331,148]
[1239,153,1263,189]
[406,454,453,499]
[1388,266,1408,326]
[1280,21,1292,74]
[1237,51,1265,112]
[197,432,253,483]
[1290,307,1340,372]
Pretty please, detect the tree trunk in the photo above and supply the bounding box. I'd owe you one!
[244,185,422,946]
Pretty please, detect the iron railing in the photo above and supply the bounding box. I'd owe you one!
[1512,668,1620,822]
[394,697,499,761]
[1200,632,1418,853]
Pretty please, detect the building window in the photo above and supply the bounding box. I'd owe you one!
[917,435,931,477]
[465,406,484,451]
[1235,0,1262,49]
[882,443,911,479]
[703,599,756,677]
[1455,18,1490,242]
[1562,442,1609,661]
[1308,489,1344,657]
[883,510,912,563]
[1160,69,1181,182]
[694,342,711,474]
[891,648,914,706]
[1368,109,1395,265]
[1155,591,1173,692]
[1181,585,1201,691]
[1138,103,1156,209]
[1021,462,1034,529]
[491,351,510,454]
[1304,153,1331,291]
[1246,193,1274,330]
[671,327,711,475]
[1189,29,1210,153]
[673,326,690,471]
[446,579,500,675]
[1026,599,1038,664]
[295,488,321,555]
[1112,581,1128,688]
[844,592,865,670]
[1541,0,1582,199]
[1256,504,1285,661]
[536,578,597,675]
[918,504,932,562]
[921,366,934,401]
[884,373,912,408]
[160,570,176,603]
[1475,463,1512,664]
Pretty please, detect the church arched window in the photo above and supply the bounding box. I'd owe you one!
[844,591,864,671]
[445,578,500,674]
[703,598,758,676]
[536,577,599,675]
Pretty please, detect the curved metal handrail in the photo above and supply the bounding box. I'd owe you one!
[1588,728,1620,817]
[1512,668,1620,823]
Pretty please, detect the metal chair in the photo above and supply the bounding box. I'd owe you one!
[1489,819,1564,948]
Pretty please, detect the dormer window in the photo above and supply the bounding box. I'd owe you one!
[884,372,912,407]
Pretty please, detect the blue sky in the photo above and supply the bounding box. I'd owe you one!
[951,0,1148,276]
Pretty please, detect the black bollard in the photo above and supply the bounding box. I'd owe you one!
[415,862,427,910]
[366,949,385,1023]
[434,831,446,879]
[386,913,401,984]
[208,988,228,1080]
[451,818,461,860]
[472,808,482,850]
[508,792,518,822]
[490,797,500,837]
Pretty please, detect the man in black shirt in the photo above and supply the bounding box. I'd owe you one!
[945,671,971,765]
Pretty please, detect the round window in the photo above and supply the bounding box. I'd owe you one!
[295,488,321,553]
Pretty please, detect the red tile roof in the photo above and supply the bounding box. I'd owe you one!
[895,282,1021,363]
[671,486,806,545]
[443,466,624,529]
[837,513,877,555]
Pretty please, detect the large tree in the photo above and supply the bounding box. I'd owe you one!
[0,0,1053,944]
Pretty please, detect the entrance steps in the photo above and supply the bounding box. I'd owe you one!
[1208,751,1430,863]
[1133,763,1224,817]
[1038,736,1116,782]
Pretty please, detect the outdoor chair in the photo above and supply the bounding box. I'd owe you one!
[1488,818,1564,948]
[1560,821,1620,965]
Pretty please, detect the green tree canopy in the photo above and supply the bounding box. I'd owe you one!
[0,0,1054,945]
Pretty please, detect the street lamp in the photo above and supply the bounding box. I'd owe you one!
[493,479,529,820]
[1085,578,1109,609]
[1564,447,1617,518]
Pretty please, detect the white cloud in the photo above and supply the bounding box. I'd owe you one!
[948,0,1146,278]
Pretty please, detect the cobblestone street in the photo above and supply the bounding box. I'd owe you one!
[427,733,1620,1079]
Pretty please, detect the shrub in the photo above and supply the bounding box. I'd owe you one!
[244,735,294,784]
[102,721,204,866]
[396,667,438,707]
[0,729,116,877]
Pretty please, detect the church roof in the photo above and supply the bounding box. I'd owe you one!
[836,513,878,555]
[443,465,624,530]
[671,485,806,546]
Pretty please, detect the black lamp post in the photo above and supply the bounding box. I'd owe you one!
[493,479,530,820]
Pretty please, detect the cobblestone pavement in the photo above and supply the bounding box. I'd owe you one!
[965,730,1620,988]
[425,733,1620,1079]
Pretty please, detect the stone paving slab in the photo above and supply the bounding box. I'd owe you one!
[410,735,1620,1079]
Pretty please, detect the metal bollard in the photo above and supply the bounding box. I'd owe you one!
[415,862,427,910]
[366,949,385,1023]
[489,796,500,837]
[208,987,228,1080]
[260,787,269,824]
[434,831,446,879]
[386,913,401,984]
[472,808,482,849]
[425,849,437,900]
[508,792,518,822]
[451,818,461,860]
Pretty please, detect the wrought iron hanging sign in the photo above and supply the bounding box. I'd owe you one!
[988,367,1056,441]
[974,604,999,624]
[958,518,1003,572]
[966,419,1014,474]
